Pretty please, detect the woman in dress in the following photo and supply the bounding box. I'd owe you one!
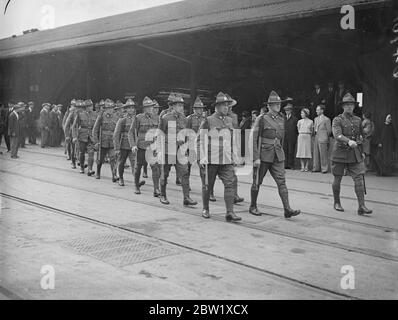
[375,114,397,176]
[296,108,314,171]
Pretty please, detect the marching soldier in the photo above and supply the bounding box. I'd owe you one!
[113,98,139,187]
[249,91,301,219]
[158,93,197,206]
[63,99,76,160]
[128,97,160,195]
[226,93,244,204]
[39,102,50,148]
[186,96,206,187]
[72,100,93,174]
[92,98,119,182]
[84,99,98,176]
[64,101,78,168]
[331,93,372,215]
[198,92,242,222]
[159,98,181,186]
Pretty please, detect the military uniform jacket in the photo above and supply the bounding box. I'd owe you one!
[331,113,363,163]
[128,112,159,150]
[92,109,119,148]
[113,113,135,151]
[199,112,235,165]
[187,113,205,133]
[39,108,50,130]
[72,110,90,142]
[159,110,187,155]
[159,107,171,119]
[64,111,76,138]
[252,111,285,163]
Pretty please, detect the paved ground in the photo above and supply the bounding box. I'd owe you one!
[0,143,397,300]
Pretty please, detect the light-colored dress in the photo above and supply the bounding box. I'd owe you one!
[296,118,313,158]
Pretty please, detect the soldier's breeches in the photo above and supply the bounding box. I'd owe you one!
[135,149,147,186]
[79,141,88,168]
[200,164,234,212]
[151,164,160,190]
[87,142,95,170]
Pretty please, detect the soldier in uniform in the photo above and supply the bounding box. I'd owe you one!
[92,98,119,182]
[49,104,59,147]
[198,92,242,222]
[39,102,51,148]
[56,104,63,147]
[128,97,160,195]
[72,100,92,174]
[113,98,139,187]
[63,100,76,160]
[249,91,301,219]
[225,93,244,204]
[331,93,372,215]
[186,96,206,187]
[26,101,36,145]
[158,93,197,206]
[64,101,78,168]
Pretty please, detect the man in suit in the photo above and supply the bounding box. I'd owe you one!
[313,101,332,173]
[8,102,24,158]
[309,83,324,120]
[325,82,335,120]
[39,103,50,148]
[283,99,298,169]
[334,80,348,117]
[26,101,37,144]
[0,103,7,154]
[18,103,27,148]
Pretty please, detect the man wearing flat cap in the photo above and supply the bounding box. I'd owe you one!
[26,101,37,145]
[250,90,301,219]
[331,93,372,216]
[283,98,298,169]
[92,98,119,182]
[8,102,25,158]
[39,102,51,148]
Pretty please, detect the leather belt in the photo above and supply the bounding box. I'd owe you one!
[261,137,281,144]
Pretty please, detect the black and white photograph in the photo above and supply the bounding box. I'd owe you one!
[0,0,398,306]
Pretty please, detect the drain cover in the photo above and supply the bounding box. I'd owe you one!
[64,232,181,267]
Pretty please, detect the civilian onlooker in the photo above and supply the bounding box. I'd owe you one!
[283,100,298,169]
[375,114,396,176]
[296,108,314,171]
[0,103,7,154]
[239,111,251,157]
[39,103,51,148]
[251,110,259,127]
[18,103,27,148]
[361,112,375,170]
[313,102,332,173]
[309,82,324,120]
[4,102,14,152]
[8,102,25,158]
[56,104,63,146]
[26,101,37,145]
[334,80,348,116]
[325,82,335,119]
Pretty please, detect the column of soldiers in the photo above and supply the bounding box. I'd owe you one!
[55,89,371,222]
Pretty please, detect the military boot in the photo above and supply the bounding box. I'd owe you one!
[249,188,262,216]
[209,192,216,202]
[333,184,344,212]
[183,196,197,207]
[159,184,169,204]
[225,211,242,222]
[355,183,372,215]
[95,164,101,179]
[280,189,301,218]
[202,209,210,219]
[119,177,125,186]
